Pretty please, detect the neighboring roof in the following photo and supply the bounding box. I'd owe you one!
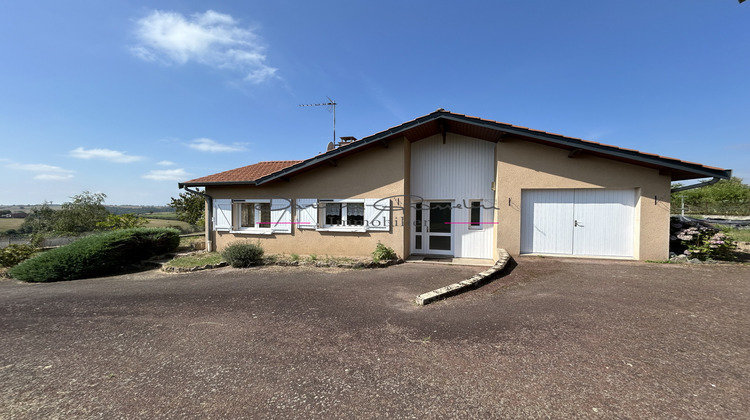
[182,160,302,185]
[180,109,731,187]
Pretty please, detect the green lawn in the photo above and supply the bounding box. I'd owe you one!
[0,219,24,233]
[145,218,201,234]
[142,212,179,220]
[728,228,750,243]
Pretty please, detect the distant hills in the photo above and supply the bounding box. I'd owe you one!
[0,204,173,215]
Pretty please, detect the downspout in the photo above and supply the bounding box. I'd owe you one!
[179,185,214,252]
[670,174,728,193]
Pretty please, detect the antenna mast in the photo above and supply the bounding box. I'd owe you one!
[299,96,337,145]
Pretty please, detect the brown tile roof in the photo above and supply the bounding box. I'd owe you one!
[182,160,303,185]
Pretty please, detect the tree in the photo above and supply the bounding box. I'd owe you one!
[96,213,148,230]
[54,191,110,234]
[169,190,205,227]
[19,202,58,234]
[672,177,750,215]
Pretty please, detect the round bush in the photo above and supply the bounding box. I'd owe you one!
[9,228,180,282]
[222,242,264,268]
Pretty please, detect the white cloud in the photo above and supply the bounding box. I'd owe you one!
[7,162,75,181]
[188,138,246,153]
[132,9,278,84]
[69,147,143,163]
[142,168,190,181]
[157,160,176,166]
[34,173,74,181]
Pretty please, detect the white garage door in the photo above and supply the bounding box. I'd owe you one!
[521,189,636,258]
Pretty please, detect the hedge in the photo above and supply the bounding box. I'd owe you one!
[9,228,179,282]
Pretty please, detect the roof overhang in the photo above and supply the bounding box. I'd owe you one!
[180,109,731,188]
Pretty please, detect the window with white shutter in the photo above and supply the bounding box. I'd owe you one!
[213,199,232,231]
[296,199,318,229]
[365,198,390,231]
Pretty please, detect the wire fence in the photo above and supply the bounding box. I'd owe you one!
[673,204,750,216]
[0,235,78,249]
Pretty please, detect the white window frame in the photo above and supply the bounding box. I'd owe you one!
[212,198,292,235]
[296,198,391,233]
[235,199,272,234]
[318,199,367,232]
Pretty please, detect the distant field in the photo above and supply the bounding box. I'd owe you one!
[0,219,25,233]
[142,212,179,220]
[145,218,200,233]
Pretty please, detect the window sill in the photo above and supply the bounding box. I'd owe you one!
[230,229,273,235]
[316,227,367,233]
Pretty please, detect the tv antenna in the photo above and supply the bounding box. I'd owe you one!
[299,96,337,146]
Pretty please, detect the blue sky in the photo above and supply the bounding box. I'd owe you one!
[1,1,748,205]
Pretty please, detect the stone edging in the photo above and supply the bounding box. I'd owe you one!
[415,249,512,306]
[161,258,405,273]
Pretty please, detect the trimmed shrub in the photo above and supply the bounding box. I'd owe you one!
[372,241,397,262]
[9,228,179,282]
[222,242,264,268]
[0,244,37,268]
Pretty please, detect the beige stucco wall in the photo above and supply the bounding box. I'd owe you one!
[201,134,672,261]
[494,139,672,261]
[205,138,409,258]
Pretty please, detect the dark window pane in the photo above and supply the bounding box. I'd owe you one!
[347,203,364,226]
[259,203,271,227]
[415,235,422,250]
[429,202,451,233]
[241,203,254,227]
[326,203,342,225]
[470,201,481,227]
[415,203,422,233]
[429,236,451,251]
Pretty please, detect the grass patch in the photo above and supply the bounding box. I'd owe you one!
[143,212,179,220]
[727,228,750,243]
[179,235,204,249]
[165,252,223,268]
[0,218,25,233]
[145,218,200,234]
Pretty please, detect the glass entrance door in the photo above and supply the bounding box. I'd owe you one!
[413,201,453,256]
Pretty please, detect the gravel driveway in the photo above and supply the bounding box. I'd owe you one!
[1,259,748,419]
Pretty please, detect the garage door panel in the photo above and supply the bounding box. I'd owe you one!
[573,190,634,257]
[521,189,635,258]
[521,190,574,255]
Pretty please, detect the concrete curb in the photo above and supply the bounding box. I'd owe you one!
[415,249,512,306]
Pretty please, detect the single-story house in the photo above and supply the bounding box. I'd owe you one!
[179,109,731,261]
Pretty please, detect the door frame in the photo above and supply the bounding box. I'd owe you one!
[411,199,454,256]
